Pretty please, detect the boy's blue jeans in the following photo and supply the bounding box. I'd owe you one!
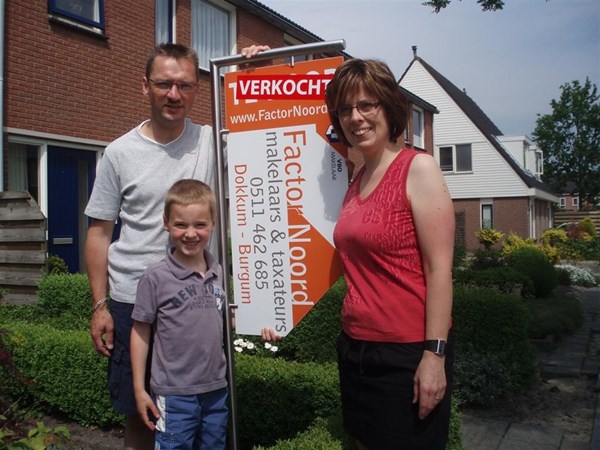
[154,387,228,450]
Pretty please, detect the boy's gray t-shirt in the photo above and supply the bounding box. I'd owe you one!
[133,250,227,395]
[84,119,216,304]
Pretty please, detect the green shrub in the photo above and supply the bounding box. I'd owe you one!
[452,286,535,406]
[470,248,503,270]
[254,416,350,450]
[0,323,122,427]
[505,246,557,298]
[579,217,597,238]
[475,228,504,250]
[256,399,465,450]
[528,291,583,340]
[46,255,69,275]
[35,274,92,329]
[454,342,520,405]
[454,266,534,298]
[501,233,538,259]
[453,245,467,270]
[555,266,572,286]
[276,278,345,363]
[235,354,340,449]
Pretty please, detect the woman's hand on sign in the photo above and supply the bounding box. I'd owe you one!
[261,327,283,342]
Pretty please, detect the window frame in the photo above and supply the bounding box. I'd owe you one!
[481,202,493,229]
[191,0,237,72]
[48,0,105,31]
[572,197,579,207]
[156,0,176,44]
[535,150,544,175]
[438,143,472,173]
[411,107,424,149]
[284,34,313,65]
[559,197,566,209]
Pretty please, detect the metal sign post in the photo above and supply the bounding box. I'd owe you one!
[209,39,346,450]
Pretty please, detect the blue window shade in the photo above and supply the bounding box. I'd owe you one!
[49,0,105,30]
[156,0,174,44]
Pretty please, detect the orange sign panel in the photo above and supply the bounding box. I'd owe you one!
[225,57,347,336]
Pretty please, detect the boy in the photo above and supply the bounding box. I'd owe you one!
[130,179,228,448]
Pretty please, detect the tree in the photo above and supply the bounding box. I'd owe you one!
[533,78,600,208]
[423,0,505,12]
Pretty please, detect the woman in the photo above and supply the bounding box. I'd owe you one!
[324,58,455,449]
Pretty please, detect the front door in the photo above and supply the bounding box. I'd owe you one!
[47,146,97,273]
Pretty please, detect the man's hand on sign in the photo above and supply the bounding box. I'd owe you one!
[239,45,272,70]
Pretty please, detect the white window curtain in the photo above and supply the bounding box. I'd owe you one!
[412,108,423,148]
[192,0,230,70]
[155,0,173,44]
[8,143,28,191]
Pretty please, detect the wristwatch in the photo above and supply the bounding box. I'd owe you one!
[424,339,447,356]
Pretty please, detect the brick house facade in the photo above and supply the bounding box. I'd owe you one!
[1,0,347,273]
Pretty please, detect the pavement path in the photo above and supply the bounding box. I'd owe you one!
[460,285,600,450]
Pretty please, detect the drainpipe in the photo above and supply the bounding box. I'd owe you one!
[0,0,5,191]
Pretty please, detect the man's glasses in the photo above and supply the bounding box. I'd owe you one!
[333,101,381,119]
[148,79,197,93]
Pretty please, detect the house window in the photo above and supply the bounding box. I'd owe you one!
[191,0,236,71]
[481,203,493,229]
[439,144,472,172]
[412,107,424,149]
[156,0,175,44]
[573,197,579,208]
[48,0,104,31]
[284,35,312,64]
[7,143,40,204]
[559,197,566,209]
[535,150,543,175]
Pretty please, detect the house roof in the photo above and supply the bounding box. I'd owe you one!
[233,2,438,114]
[233,0,351,58]
[400,86,439,114]
[400,56,555,195]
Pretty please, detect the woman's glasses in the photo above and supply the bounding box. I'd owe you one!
[333,101,381,118]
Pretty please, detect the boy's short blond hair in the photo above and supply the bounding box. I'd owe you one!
[164,179,216,219]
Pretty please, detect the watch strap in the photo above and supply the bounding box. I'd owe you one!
[424,339,447,356]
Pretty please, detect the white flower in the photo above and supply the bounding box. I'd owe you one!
[235,347,243,353]
[555,264,598,287]
[246,342,255,350]
[264,342,272,350]
[239,340,248,348]
[270,346,278,352]
[233,339,243,346]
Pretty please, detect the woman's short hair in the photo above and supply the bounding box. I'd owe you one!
[325,58,408,147]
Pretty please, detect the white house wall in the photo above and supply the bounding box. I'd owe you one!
[400,61,529,200]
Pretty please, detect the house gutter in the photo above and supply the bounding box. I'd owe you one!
[0,0,5,190]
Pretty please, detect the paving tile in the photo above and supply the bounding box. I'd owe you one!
[498,423,562,450]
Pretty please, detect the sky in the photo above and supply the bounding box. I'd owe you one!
[259,0,600,138]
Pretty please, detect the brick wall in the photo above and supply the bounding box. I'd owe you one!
[494,198,529,239]
[5,1,153,142]
[453,197,530,250]
[452,199,480,250]
[4,1,289,143]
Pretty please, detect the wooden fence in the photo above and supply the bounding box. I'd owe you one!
[0,191,47,305]
[554,210,600,235]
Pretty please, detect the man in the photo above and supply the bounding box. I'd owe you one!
[85,43,267,450]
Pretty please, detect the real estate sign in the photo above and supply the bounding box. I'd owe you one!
[225,56,347,336]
